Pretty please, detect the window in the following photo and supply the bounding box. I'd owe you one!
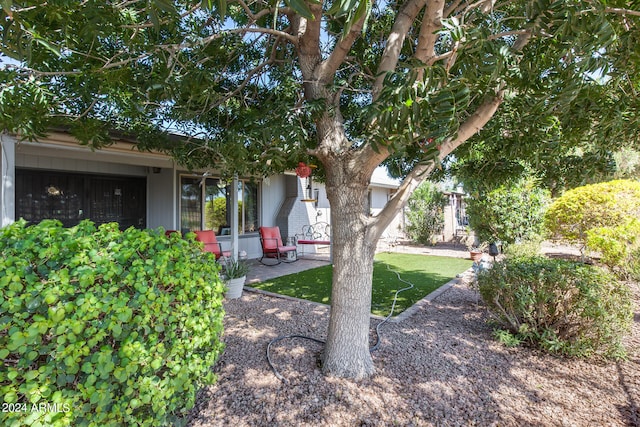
[16,169,146,229]
[240,180,259,233]
[180,176,259,234]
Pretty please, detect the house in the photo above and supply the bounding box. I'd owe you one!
[0,131,402,259]
[441,189,468,243]
[368,167,405,240]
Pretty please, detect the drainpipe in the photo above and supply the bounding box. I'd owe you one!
[172,161,177,230]
[1,134,15,227]
[230,174,239,260]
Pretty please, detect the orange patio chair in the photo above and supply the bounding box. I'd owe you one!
[194,230,231,261]
[259,226,297,265]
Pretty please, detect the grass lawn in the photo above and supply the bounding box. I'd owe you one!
[249,252,472,316]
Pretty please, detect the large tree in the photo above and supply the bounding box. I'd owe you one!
[2,1,639,378]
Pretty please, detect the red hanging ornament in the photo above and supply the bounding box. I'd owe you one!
[295,162,312,178]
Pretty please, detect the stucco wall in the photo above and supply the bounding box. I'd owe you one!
[147,168,175,229]
[261,174,286,226]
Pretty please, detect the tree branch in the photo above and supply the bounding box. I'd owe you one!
[370,85,507,240]
[112,24,297,72]
[296,4,323,73]
[217,57,275,107]
[415,0,445,66]
[354,143,393,177]
[373,0,428,100]
[236,0,274,24]
[603,6,640,17]
[443,0,463,18]
[438,88,505,157]
[448,0,495,17]
[487,30,530,41]
[371,6,533,233]
[444,39,460,73]
[579,2,640,18]
[233,27,298,44]
[367,160,435,241]
[6,65,81,77]
[429,50,454,63]
[318,16,366,82]
[511,29,532,52]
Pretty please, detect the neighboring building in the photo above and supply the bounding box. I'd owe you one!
[0,131,402,259]
[389,181,468,245]
[368,167,405,240]
[442,189,468,243]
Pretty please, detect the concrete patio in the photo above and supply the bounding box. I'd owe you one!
[245,254,331,285]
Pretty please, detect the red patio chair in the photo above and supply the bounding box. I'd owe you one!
[259,226,297,265]
[194,230,231,261]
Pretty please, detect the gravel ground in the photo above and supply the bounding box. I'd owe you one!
[187,253,640,427]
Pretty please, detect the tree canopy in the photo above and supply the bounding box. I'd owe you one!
[2,0,640,378]
[4,1,639,180]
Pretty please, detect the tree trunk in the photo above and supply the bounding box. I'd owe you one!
[321,161,377,378]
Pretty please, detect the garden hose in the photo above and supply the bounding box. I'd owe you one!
[369,263,415,352]
[266,335,326,382]
[266,262,416,381]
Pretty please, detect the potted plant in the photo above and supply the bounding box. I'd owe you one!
[221,258,249,299]
[467,240,488,263]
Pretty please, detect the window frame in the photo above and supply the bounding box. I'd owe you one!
[179,174,260,234]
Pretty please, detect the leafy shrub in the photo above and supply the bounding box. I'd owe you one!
[630,247,640,281]
[586,218,640,281]
[502,238,542,259]
[544,179,640,248]
[406,181,448,245]
[0,220,226,427]
[466,177,550,246]
[476,256,633,359]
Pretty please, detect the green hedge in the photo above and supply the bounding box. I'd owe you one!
[544,179,640,245]
[586,218,640,281]
[406,181,448,245]
[466,177,550,246]
[0,220,225,427]
[477,256,633,359]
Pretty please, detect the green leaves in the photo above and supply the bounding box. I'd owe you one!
[342,0,372,36]
[200,0,226,19]
[285,0,315,21]
[405,181,448,245]
[0,220,226,426]
[440,17,464,42]
[587,219,640,280]
[545,179,640,245]
[0,0,638,223]
[466,177,550,245]
[477,256,633,359]
[365,65,471,158]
